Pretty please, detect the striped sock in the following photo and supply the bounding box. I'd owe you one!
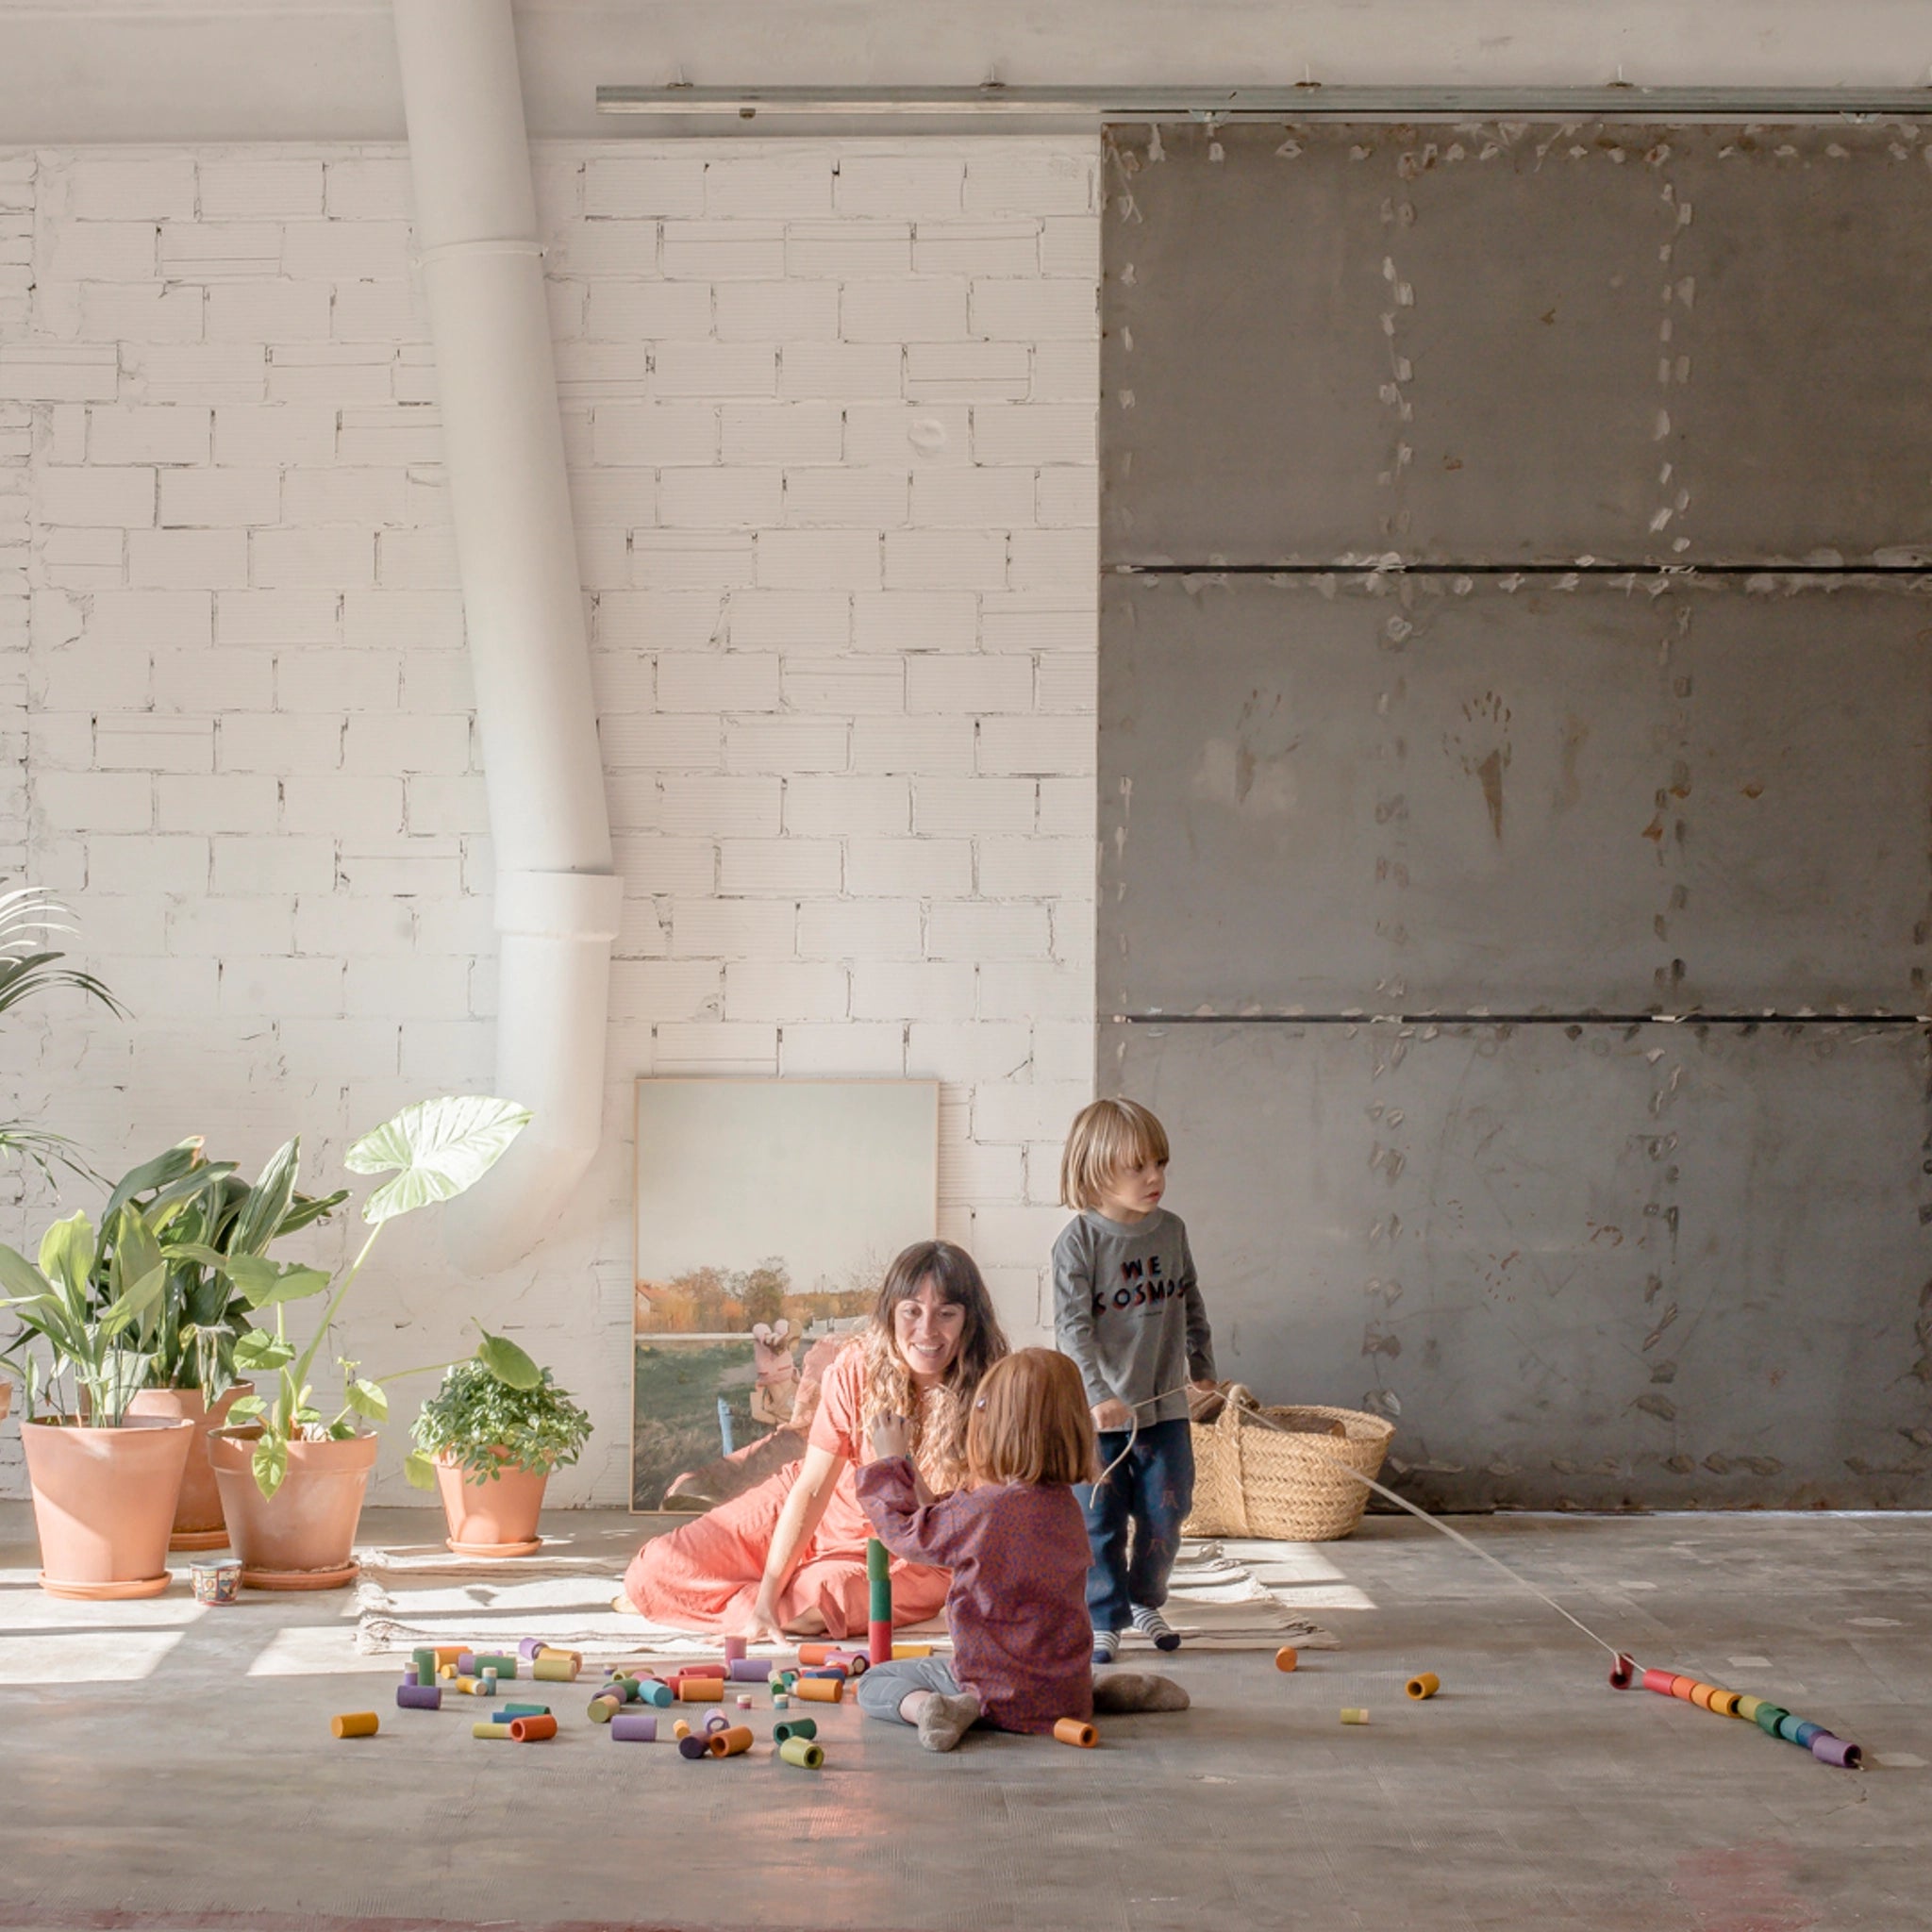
[1131,1605,1182,1652]
[1091,1628,1121,1665]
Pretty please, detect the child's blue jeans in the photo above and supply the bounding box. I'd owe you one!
[1077,1416,1194,1634]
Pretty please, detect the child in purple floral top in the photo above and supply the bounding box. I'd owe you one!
[855,1349,1189,1752]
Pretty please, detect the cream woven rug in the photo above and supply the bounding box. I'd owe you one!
[352,1537,1340,1660]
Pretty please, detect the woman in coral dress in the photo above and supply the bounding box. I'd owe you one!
[622,1240,1009,1640]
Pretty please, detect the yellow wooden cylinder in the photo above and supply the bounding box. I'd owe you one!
[778,1735,824,1769]
[473,1722,513,1740]
[1341,1708,1370,1724]
[1054,1718,1097,1748]
[532,1657,577,1683]
[891,1643,934,1659]
[1405,1673,1440,1701]
[330,1712,378,1739]
[1734,1695,1764,1724]
[673,1718,691,1740]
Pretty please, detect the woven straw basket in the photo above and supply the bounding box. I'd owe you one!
[1182,1387,1395,1541]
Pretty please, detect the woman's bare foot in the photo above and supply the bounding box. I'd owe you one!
[785,1607,828,1637]
[611,1591,641,1615]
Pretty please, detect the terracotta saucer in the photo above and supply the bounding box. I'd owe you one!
[239,1558,360,1591]
[169,1527,231,1553]
[40,1572,172,1601]
[446,1537,543,1558]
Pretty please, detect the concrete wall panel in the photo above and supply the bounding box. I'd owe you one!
[1110,1017,1932,1509]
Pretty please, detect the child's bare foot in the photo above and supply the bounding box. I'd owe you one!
[1091,1673,1190,1714]
[917,1690,982,1752]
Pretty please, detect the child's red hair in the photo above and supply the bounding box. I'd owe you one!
[966,1348,1098,1488]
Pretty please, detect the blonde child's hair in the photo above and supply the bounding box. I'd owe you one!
[966,1349,1097,1488]
[1058,1097,1171,1211]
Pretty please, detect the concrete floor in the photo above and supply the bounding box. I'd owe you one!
[0,1505,1926,1932]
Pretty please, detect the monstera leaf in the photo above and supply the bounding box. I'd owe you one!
[343,1097,531,1226]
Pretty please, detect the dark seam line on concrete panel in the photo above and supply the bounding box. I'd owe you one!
[1113,1012,1931,1026]
[1106,562,1932,577]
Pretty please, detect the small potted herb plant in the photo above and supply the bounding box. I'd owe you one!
[408,1357,591,1556]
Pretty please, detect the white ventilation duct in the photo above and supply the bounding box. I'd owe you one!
[392,0,621,1269]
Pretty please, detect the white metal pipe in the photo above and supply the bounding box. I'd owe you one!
[393,0,620,1269]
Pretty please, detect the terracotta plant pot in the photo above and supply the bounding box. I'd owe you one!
[208,1425,378,1591]
[127,1386,241,1551]
[434,1453,550,1557]
[20,1413,195,1600]
[0,1376,11,1421]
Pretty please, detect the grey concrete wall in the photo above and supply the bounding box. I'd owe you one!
[1099,124,1932,1507]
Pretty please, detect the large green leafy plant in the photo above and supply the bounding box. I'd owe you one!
[92,1139,347,1399]
[216,1096,540,1498]
[408,1357,592,1489]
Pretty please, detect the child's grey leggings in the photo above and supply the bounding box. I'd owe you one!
[854,1656,963,1722]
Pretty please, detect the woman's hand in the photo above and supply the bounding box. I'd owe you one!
[870,1415,912,1461]
[741,1593,785,1645]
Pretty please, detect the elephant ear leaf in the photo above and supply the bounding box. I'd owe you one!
[233,1330,295,1373]
[227,1257,332,1309]
[252,1434,288,1499]
[476,1329,541,1391]
[343,1378,389,1424]
[343,1097,531,1226]
[404,1450,440,1491]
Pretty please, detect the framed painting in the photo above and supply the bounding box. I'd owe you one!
[631,1079,939,1512]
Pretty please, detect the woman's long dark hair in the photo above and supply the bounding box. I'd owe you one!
[859,1240,1009,1491]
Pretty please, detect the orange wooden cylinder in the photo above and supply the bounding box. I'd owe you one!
[1054,1718,1097,1748]
[1690,1684,1720,1710]
[678,1678,724,1703]
[795,1676,843,1704]
[797,1642,833,1666]
[330,1712,378,1739]
[708,1724,755,1757]
[508,1714,558,1741]
[1274,1647,1298,1673]
[1670,1678,1702,1702]
[1710,1690,1743,1717]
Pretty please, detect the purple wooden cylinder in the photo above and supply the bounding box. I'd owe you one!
[704,1710,732,1734]
[726,1659,768,1682]
[677,1735,710,1759]
[457,1651,479,1674]
[397,1683,442,1710]
[1809,1734,1863,1769]
[517,1639,547,1660]
[610,1713,658,1742]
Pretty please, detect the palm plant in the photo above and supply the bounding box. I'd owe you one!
[0,887,124,1186]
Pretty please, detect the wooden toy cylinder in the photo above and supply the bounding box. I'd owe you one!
[672,1719,691,1740]
[397,1683,442,1710]
[588,1691,625,1723]
[1608,1654,1635,1690]
[1405,1674,1440,1701]
[331,1711,379,1739]
[610,1713,658,1742]
[677,1735,710,1758]
[779,1736,825,1769]
[473,1722,513,1739]
[433,1646,465,1667]
[773,1717,818,1743]
[1641,1668,1677,1695]
[536,1645,581,1664]
[1809,1734,1862,1769]
[508,1714,558,1741]
[1054,1718,1098,1748]
[678,1677,724,1702]
[453,1675,495,1697]
[457,1652,479,1674]
[1791,1721,1825,1749]
[704,1711,731,1735]
[797,1642,833,1665]
[517,1638,547,1659]
[726,1659,769,1682]
[1733,1695,1764,1724]
[1274,1647,1298,1673]
[475,1654,517,1679]
[1776,1712,1810,1743]
[1670,1678,1703,1702]
[796,1675,843,1704]
[1754,1705,1791,1737]
[867,1536,890,1581]
[708,1724,754,1757]
[1340,1708,1370,1724]
[870,1619,894,1670]
[635,1681,674,1707]
[1690,1685,1720,1710]
[891,1644,933,1659]
[500,1704,550,1720]
[412,1647,437,1686]
[1710,1690,1742,1717]
[532,1657,577,1682]
[723,1635,747,1662]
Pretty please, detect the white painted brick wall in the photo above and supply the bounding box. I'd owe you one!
[0,138,1099,1507]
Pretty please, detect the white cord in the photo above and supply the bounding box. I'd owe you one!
[1104,1382,1626,1662]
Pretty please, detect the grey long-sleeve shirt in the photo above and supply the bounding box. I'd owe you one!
[1052,1207,1216,1427]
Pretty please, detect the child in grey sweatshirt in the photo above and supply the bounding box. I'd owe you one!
[1053,1098,1216,1664]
